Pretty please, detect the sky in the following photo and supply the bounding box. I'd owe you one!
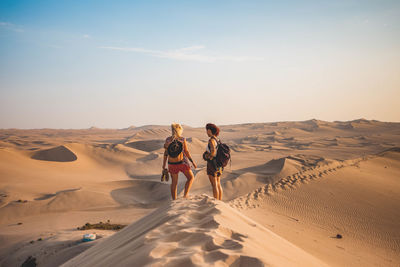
[0,0,399,129]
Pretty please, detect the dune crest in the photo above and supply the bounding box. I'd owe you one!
[230,155,345,209]
[62,195,325,267]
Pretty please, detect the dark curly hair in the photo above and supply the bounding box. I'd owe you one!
[206,123,220,136]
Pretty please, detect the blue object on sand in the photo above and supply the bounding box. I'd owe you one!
[83,233,96,242]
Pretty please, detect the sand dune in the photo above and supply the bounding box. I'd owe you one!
[125,127,171,142]
[31,145,77,162]
[110,180,171,208]
[62,195,326,267]
[1,119,400,266]
[124,139,165,152]
[234,150,400,266]
[190,154,329,203]
[186,137,208,154]
[0,188,119,224]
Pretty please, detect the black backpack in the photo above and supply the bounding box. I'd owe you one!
[167,138,183,158]
[214,138,231,168]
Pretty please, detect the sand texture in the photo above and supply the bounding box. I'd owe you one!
[0,119,399,266]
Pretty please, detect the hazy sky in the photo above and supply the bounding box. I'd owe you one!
[1,0,399,128]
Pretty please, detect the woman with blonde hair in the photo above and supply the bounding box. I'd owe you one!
[162,123,197,200]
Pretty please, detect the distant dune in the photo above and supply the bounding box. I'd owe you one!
[124,139,165,152]
[31,145,77,162]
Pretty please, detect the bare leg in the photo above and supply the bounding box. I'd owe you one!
[170,173,179,200]
[182,169,194,198]
[216,176,223,200]
[208,175,219,199]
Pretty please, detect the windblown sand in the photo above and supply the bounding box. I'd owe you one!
[0,119,399,266]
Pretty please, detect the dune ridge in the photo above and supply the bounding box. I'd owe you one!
[237,149,400,266]
[229,154,374,209]
[62,195,326,267]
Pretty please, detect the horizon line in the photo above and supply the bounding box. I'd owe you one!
[1,118,399,131]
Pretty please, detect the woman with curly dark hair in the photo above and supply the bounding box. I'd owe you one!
[203,123,223,200]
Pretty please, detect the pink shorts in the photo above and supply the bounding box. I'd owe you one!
[168,162,190,174]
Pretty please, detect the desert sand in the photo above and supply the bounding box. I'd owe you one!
[0,119,399,266]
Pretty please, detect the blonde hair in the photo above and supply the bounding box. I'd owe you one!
[171,123,183,138]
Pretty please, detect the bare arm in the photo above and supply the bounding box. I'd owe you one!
[209,138,217,158]
[183,139,197,168]
[162,137,170,169]
[162,148,168,169]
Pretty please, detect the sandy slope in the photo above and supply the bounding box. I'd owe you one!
[0,119,399,266]
[62,195,326,267]
[0,208,150,267]
[231,150,400,266]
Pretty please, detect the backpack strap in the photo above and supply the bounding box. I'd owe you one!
[210,136,220,143]
[211,136,221,147]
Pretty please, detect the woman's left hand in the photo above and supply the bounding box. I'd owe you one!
[203,152,211,160]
